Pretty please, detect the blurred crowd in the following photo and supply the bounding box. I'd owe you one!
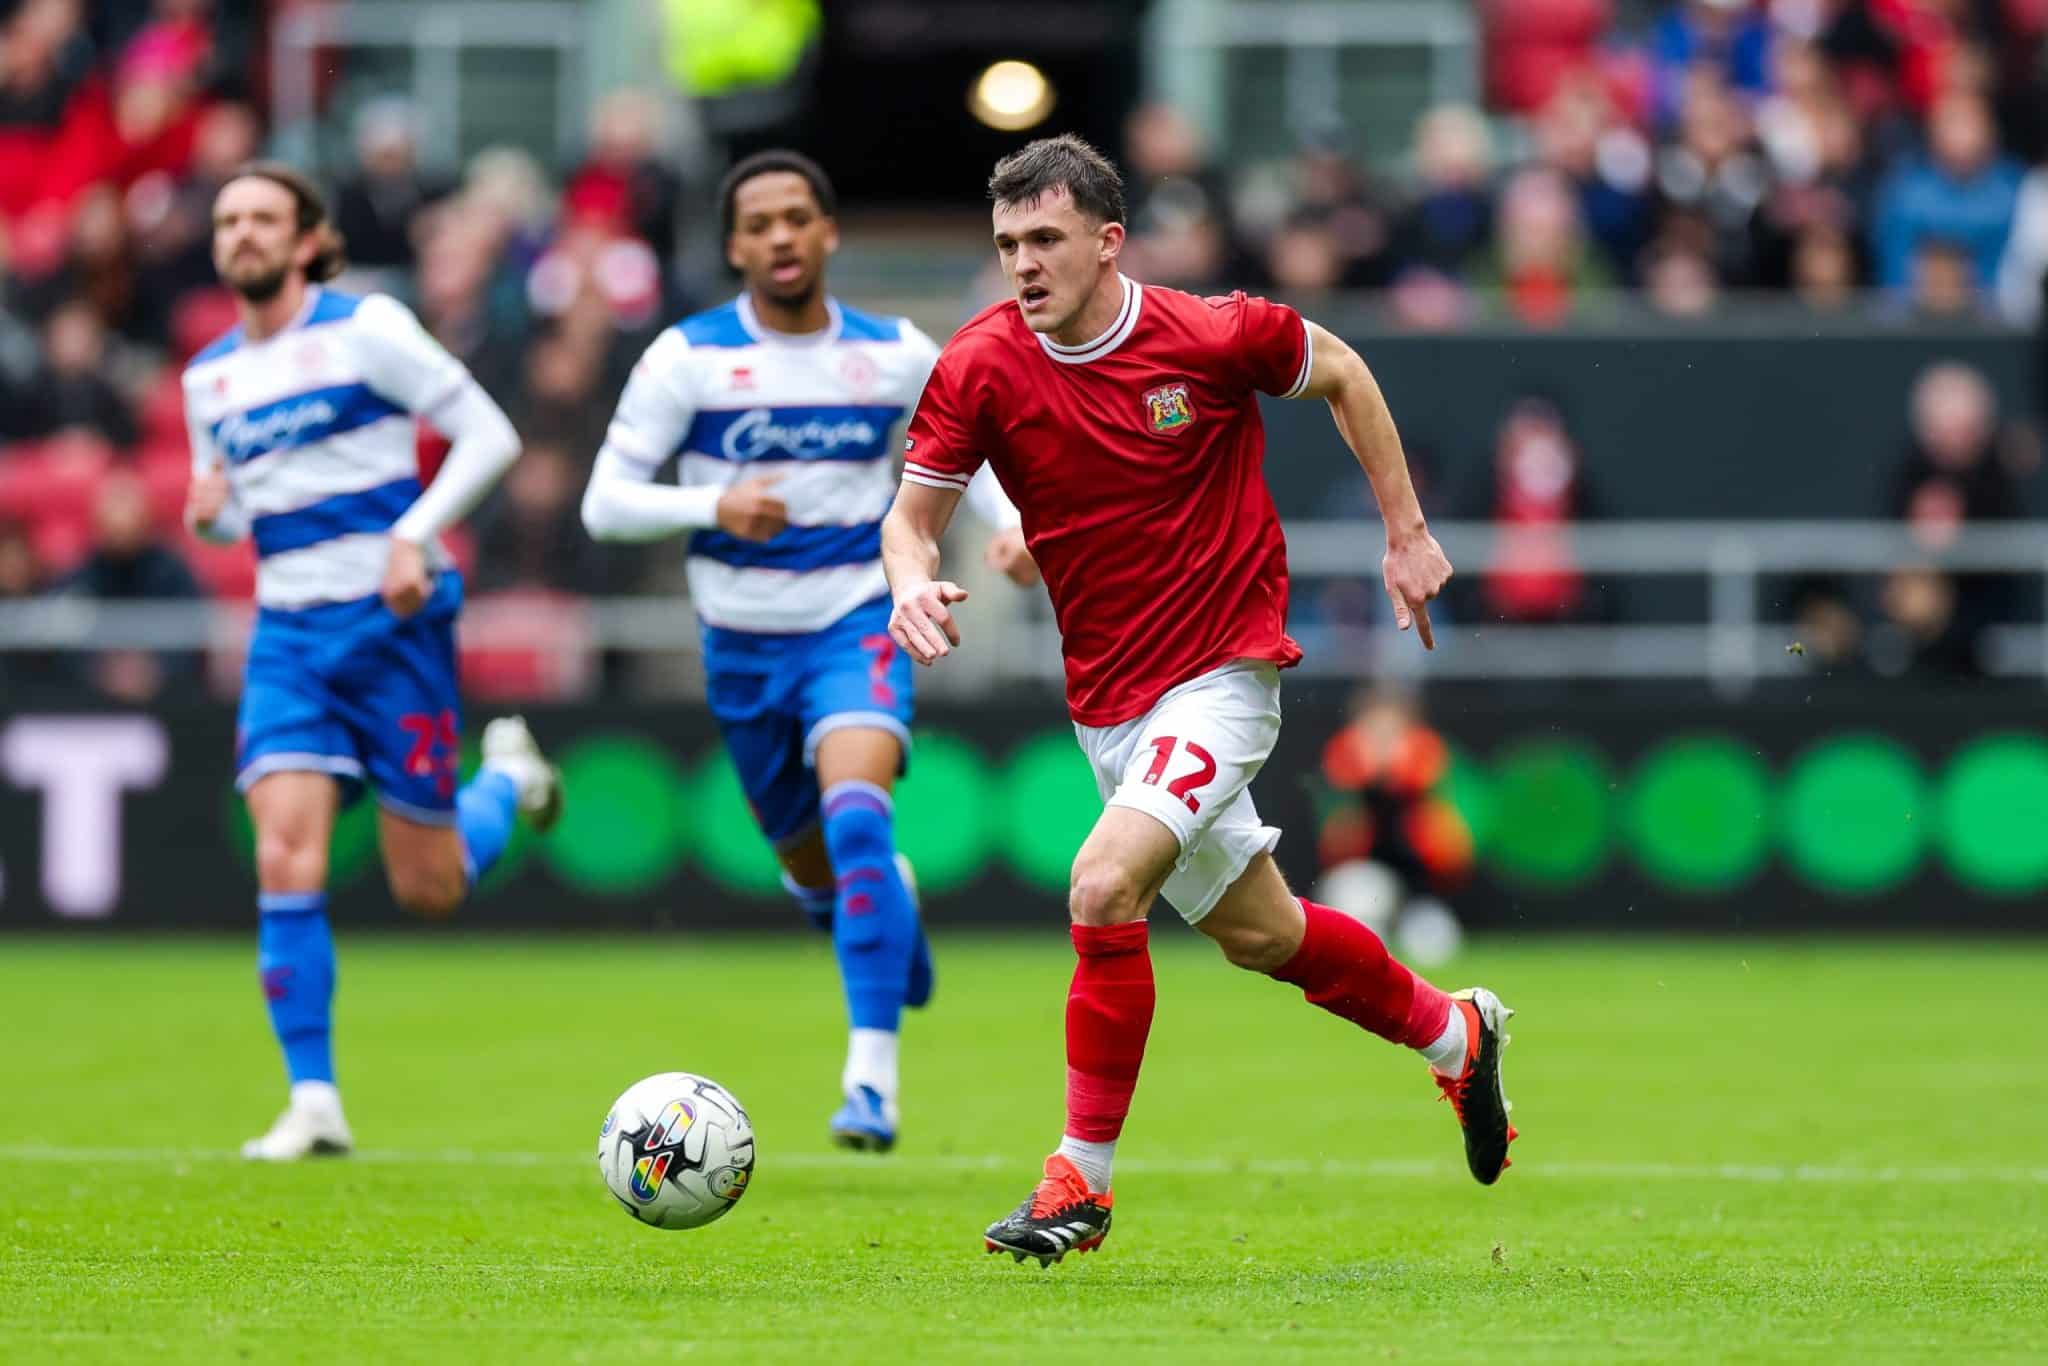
[1,0,2045,700]
[0,0,696,699]
[1116,0,2048,326]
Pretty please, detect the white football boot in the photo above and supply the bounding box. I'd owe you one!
[481,716,564,833]
[242,1082,353,1161]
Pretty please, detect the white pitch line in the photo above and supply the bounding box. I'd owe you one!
[1,1146,2043,1186]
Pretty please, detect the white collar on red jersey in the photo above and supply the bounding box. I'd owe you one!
[1037,275,1142,365]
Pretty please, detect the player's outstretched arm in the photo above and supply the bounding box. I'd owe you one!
[882,480,969,665]
[1297,319,1452,650]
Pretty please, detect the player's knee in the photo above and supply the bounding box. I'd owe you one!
[255,828,325,892]
[1068,854,1146,927]
[388,864,465,920]
[1207,920,1295,973]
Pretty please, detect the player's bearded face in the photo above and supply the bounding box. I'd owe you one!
[212,178,309,303]
[728,172,839,309]
[992,189,1119,336]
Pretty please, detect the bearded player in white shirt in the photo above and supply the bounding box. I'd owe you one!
[183,164,562,1160]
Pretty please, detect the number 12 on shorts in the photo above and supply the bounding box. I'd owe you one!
[1140,735,1217,814]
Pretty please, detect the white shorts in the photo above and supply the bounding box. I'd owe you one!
[1075,662,1284,924]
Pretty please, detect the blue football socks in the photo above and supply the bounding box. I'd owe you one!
[782,870,838,934]
[257,891,336,1085]
[820,780,918,1035]
[456,768,520,888]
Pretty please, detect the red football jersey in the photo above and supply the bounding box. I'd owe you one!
[904,277,1311,726]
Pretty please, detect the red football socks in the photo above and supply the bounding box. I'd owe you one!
[1270,898,1452,1049]
[1063,920,1156,1143]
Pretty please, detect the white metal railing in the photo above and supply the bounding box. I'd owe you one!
[3,521,2043,694]
[1144,0,1478,164]
[270,3,591,173]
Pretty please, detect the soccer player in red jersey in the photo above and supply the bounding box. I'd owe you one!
[881,135,1518,1264]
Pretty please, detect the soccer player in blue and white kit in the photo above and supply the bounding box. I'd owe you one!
[182,163,564,1160]
[582,152,1031,1151]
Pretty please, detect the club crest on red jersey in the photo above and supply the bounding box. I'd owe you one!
[1143,382,1195,435]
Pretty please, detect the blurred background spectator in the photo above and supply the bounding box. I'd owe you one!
[48,467,200,700]
[1871,91,2023,296]
[1455,396,1609,625]
[28,300,135,446]
[332,98,451,287]
[1313,687,1475,946]
[1879,360,2035,674]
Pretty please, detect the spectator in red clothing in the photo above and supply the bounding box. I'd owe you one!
[0,0,94,222]
[1470,167,1617,325]
[562,89,681,256]
[30,4,211,213]
[1457,396,1607,623]
[1481,0,1612,116]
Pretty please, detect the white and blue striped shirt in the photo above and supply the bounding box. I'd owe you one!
[586,294,940,635]
[181,287,474,610]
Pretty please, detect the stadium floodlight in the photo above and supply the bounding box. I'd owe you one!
[968,59,1055,131]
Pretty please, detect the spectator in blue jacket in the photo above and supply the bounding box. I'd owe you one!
[1649,0,1775,131]
[1872,92,2023,296]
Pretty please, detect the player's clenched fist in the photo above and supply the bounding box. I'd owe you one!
[382,536,432,618]
[890,581,970,665]
[716,475,788,542]
[185,470,231,534]
[1382,532,1453,650]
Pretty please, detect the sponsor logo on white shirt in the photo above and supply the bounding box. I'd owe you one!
[720,408,880,461]
[216,397,340,461]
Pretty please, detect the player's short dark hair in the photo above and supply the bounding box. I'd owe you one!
[719,150,837,238]
[987,134,1126,227]
[227,160,348,282]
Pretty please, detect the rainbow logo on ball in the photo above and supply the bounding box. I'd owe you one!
[629,1150,673,1202]
[648,1098,696,1148]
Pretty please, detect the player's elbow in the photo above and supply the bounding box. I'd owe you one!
[579,480,618,540]
[481,412,521,476]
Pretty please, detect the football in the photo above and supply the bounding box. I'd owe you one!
[598,1072,756,1230]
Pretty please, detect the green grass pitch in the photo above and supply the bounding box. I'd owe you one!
[2,933,2043,1363]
